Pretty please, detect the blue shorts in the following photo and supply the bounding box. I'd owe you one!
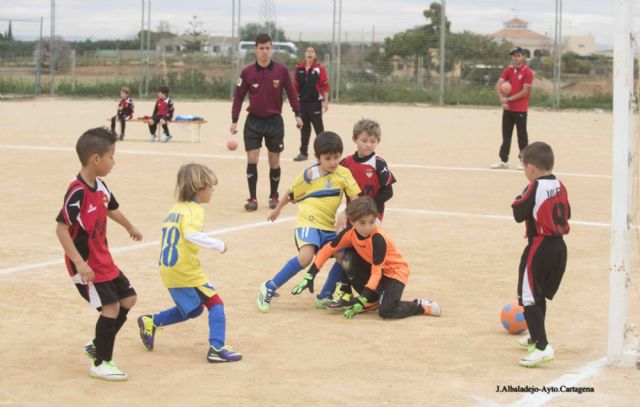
[168,283,217,316]
[294,227,336,252]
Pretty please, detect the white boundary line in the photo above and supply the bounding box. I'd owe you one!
[386,208,613,228]
[0,216,294,276]
[511,357,607,407]
[0,144,611,179]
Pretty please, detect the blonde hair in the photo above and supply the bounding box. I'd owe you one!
[175,163,218,202]
[353,119,381,141]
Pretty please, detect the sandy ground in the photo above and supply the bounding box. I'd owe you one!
[0,99,638,406]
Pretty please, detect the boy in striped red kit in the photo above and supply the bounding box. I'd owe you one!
[55,127,143,381]
[511,141,570,367]
[148,85,175,143]
[110,87,134,141]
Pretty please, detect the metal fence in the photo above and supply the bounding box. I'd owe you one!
[0,41,614,110]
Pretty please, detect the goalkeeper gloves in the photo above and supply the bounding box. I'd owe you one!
[291,272,315,295]
[344,295,368,319]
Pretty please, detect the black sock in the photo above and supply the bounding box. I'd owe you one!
[269,167,281,198]
[247,164,258,199]
[114,307,130,335]
[94,315,118,365]
[339,271,352,294]
[524,305,548,350]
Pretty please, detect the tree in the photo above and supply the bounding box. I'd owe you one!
[380,2,451,81]
[240,22,287,42]
[184,16,206,52]
[7,21,13,41]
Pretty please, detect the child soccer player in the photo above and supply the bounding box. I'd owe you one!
[341,119,396,218]
[326,118,398,306]
[55,127,143,381]
[291,196,441,320]
[137,163,242,363]
[148,85,174,143]
[258,131,361,312]
[110,87,134,141]
[511,141,570,367]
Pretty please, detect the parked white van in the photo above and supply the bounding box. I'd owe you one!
[238,41,298,58]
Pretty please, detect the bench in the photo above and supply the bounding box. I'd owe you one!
[108,117,208,143]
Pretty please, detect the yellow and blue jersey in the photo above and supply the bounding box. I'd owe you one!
[159,201,209,288]
[290,164,361,231]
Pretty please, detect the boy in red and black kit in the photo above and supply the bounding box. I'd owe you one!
[148,85,174,143]
[55,127,143,381]
[292,46,330,162]
[322,118,397,307]
[511,142,570,368]
[110,86,134,141]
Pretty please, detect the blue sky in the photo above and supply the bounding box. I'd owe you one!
[0,0,634,48]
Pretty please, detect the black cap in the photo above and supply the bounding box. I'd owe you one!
[510,46,525,55]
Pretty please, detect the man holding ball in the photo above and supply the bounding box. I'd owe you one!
[490,46,534,170]
[230,33,303,211]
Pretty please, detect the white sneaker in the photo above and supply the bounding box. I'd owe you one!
[518,336,534,350]
[89,361,129,381]
[417,298,441,317]
[489,161,509,169]
[150,134,157,142]
[519,344,554,368]
[516,162,524,170]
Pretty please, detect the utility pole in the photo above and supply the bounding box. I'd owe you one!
[553,0,562,109]
[438,0,446,105]
[50,0,55,96]
[36,17,43,95]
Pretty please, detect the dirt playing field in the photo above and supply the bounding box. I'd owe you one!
[0,99,638,406]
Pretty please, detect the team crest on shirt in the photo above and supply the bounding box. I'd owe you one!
[365,167,374,178]
[101,194,109,207]
[273,79,280,88]
[518,74,523,80]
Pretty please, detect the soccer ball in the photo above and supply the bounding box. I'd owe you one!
[227,139,238,151]
[500,300,527,334]
[499,81,512,95]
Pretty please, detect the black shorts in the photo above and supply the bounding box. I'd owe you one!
[517,236,567,305]
[244,114,285,153]
[75,271,136,310]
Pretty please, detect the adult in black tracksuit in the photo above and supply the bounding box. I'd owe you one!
[292,46,330,161]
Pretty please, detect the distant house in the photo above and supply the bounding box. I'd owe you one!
[156,35,235,56]
[490,18,554,57]
[564,35,596,56]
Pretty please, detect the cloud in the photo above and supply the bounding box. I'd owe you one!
[3,0,639,47]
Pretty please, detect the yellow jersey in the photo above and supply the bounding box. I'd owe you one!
[290,164,361,230]
[158,201,208,288]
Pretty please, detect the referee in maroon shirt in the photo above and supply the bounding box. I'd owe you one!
[230,33,303,212]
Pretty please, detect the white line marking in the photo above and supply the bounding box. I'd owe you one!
[0,144,611,179]
[0,216,295,276]
[0,207,617,277]
[386,208,613,228]
[511,357,607,407]
[390,163,611,179]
